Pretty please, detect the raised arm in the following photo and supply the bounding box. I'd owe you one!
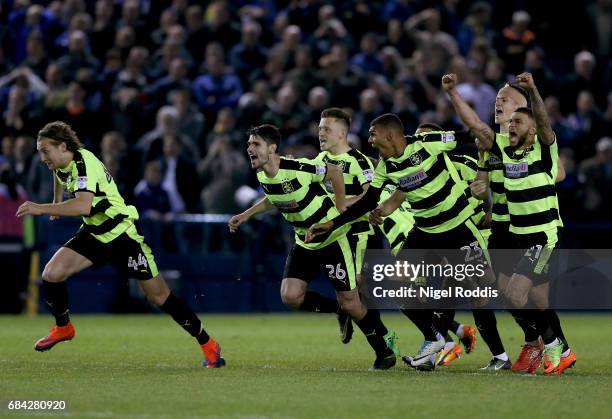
[516,72,555,145]
[442,73,495,150]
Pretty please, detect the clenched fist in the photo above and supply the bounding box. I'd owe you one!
[515,72,536,91]
[441,73,458,92]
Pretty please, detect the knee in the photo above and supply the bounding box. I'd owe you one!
[337,294,361,315]
[145,287,170,307]
[506,289,528,309]
[42,263,68,283]
[280,288,305,309]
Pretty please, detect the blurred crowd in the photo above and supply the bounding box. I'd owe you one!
[0,0,611,236]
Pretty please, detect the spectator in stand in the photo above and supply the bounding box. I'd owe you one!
[138,106,199,164]
[236,79,272,130]
[204,107,241,152]
[133,160,173,221]
[158,135,200,214]
[230,20,267,91]
[90,0,115,61]
[146,57,191,110]
[150,8,179,51]
[184,4,209,65]
[262,84,308,138]
[192,42,243,121]
[55,30,99,82]
[456,1,494,56]
[484,57,508,90]
[404,8,459,81]
[383,19,416,59]
[497,10,536,75]
[350,32,383,76]
[351,89,383,152]
[523,47,556,99]
[100,131,139,200]
[579,137,612,220]
[198,133,248,214]
[22,30,48,78]
[285,45,318,99]
[9,135,35,187]
[392,85,420,135]
[170,89,205,149]
[545,96,578,149]
[568,90,604,159]
[456,63,496,124]
[560,50,601,114]
[205,1,240,52]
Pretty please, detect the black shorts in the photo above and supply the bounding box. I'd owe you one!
[64,223,159,280]
[488,221,521,276]
[511,229,560,285]
[283,234,365,292]
[401,219,490,266]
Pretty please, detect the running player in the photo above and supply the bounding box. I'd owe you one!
[229,124,397,369]
[15,121,225,368]
[307,114,494,370]
[443,73,575,373]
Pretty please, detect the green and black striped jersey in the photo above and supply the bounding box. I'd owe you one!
[446,154,486,226]
[54,148,139,243]
[370,131,474,233]
[378,184,415,255]
[493,135,563,236]
[479,133,510,223]
[256,157,350,249]
[314,148,374,235]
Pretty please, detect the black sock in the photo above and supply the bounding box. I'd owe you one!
[160,293,209,344]
[433,310,455,338]
[450,320,461,335]
[533,310,555,344]
[401,309,437,341]
[355,310,392,357]
[473,309,505,356]
[299,291,340,313]
[508,309,539,342]
[546,309,569,351]
[366,308,388,336]
[42,280,70,326]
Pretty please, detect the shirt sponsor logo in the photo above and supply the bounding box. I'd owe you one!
[398,170,428,189]
[441,133,455,143]
[504,162,529,178]
[273,200,299,210]
[77,176,88,189]
[488,154,502,166]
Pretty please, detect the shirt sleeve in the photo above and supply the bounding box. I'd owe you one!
[74,155,97,194]
[370,160,387,189]
[293,157,327,183]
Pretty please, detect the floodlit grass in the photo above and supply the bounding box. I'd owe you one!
[1,313,610,418]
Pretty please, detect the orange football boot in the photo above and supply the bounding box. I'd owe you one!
[34,323,75,351]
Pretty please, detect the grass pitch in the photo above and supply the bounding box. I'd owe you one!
[1,313,610,418]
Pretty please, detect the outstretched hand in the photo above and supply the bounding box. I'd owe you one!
[16,201,43,218]
[228,213,247,233]
[305,221,334,243]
